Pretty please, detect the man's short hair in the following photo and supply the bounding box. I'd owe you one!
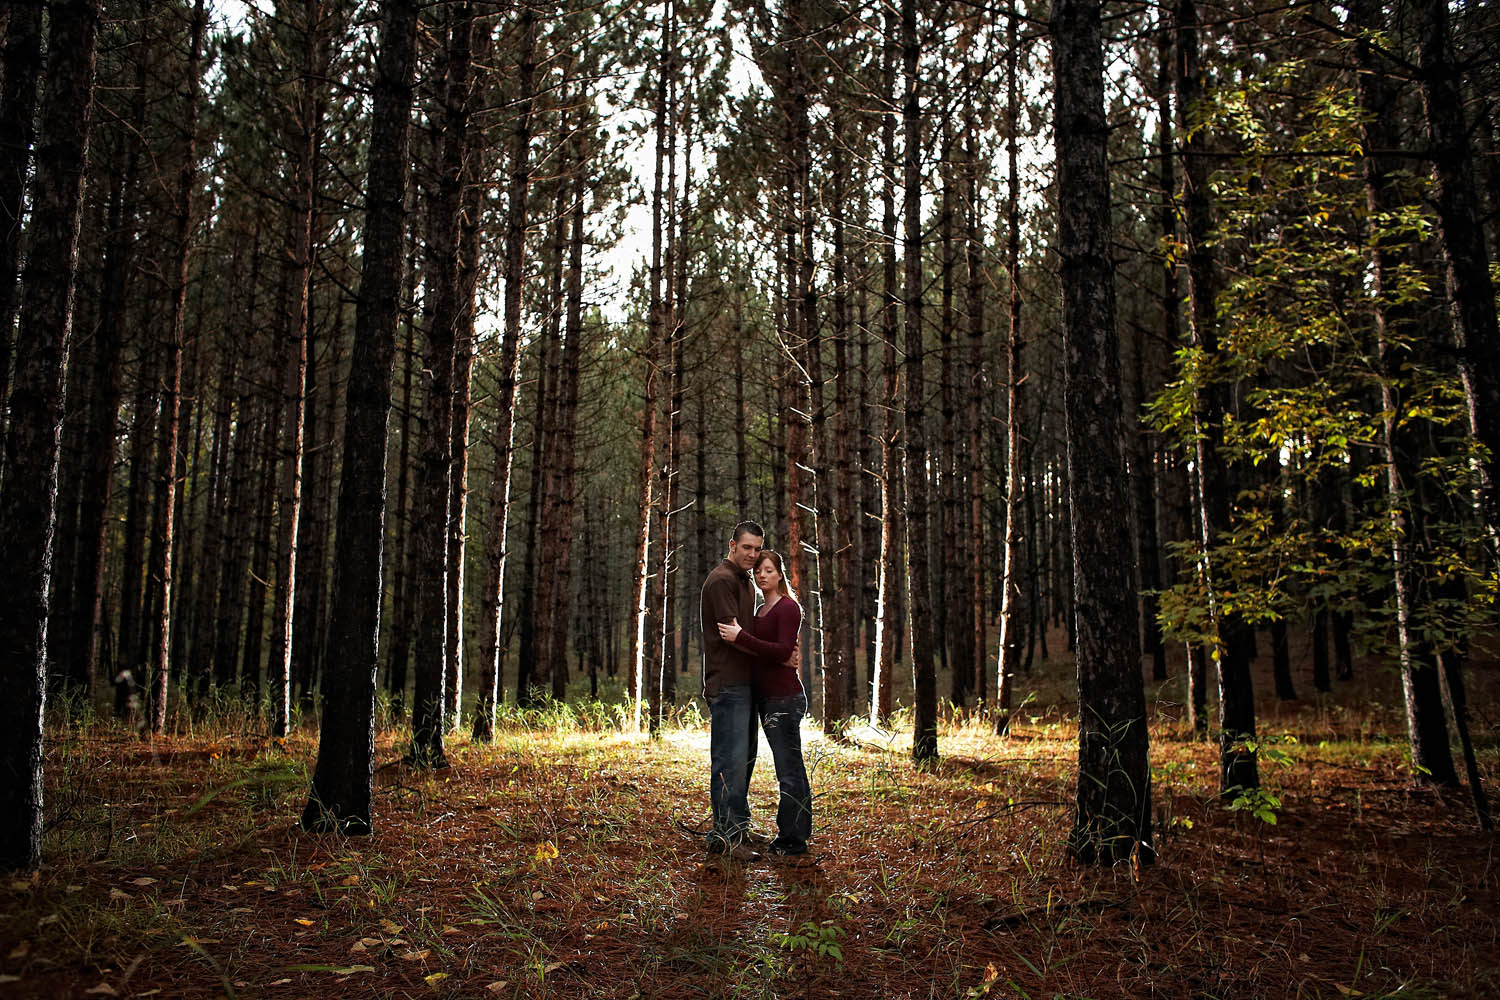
[732,520,765,542]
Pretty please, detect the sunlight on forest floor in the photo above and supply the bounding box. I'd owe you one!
[3,665,1499,999]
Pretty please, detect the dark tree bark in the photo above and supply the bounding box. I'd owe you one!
[1415,0,1500,551]
[829,129,857,731]
[68,37,149,699]
[142,0,205,734]
[474,0,537,740]
[963,92,987,708]
[542,126,588,712]
[995,0,1025,735]
[1177,0,1257,794]
[386,305,418,716]
[630,0,669,735]
[0,0,101,872]
[0,0,43,428]
[409,1,476,767]
[266,0,319,738]
[1148,9,1178,688]
[302,0,420,836]
[902,0,938,764]
[872,4,903,727]
[1356,0,1460,788]
[1051,0,1153,865]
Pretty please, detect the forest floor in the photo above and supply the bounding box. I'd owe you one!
[3,638,1499,999]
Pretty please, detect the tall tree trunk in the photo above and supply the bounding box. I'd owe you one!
[872,5,903,727]
[474,0,537,740]
[902,0,938,763]
[544,127,588,712]
[631,0,669,735]
[963,93,987,708]
[1357,0,1460,788]
[828,130,856,731]
[1052,0,1153,865]
[266,0,318,738]
[1177,0,1257,794]
[143,0,206,734]
[0,0,43,432]
[995,0,1025,734]
[68,41,148,699]
[409,1,475,765]
[0,0,101,873]
[302,0,420,835]
[537,130,571,700]
[1414,0,1500,551]
[445,16,487,728]
[386,306,418,716]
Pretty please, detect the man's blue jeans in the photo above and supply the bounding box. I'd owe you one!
[759,692,812,851]
[707,684,757,850]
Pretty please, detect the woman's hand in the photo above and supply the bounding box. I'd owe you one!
[717,618,743,643]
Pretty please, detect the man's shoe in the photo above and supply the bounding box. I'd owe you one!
[768,840,807,857]
[709,842,759,862]
[745,829,773,849]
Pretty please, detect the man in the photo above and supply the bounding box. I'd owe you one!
[700,520,763,859]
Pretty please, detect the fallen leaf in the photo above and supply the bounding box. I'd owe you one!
[340,875,359,886]
[531,891,544,901]
[0,976,19,985]
[543,962,565,974]
[440,926,461,936]
[400,949,431,961]
[9,880,31,891]
[293,918,316,927]
[83,985,118,996]
[358,937,381,947]
[349,941,366,953]
[108,889,131,901]
[7,942,29,959]
[485,982,508,993]
[424,972,449,985]
[379,919,403,935]
[268,979,291,986]
[37,915,58,926]
[130,877,157,886]
[282,964,375,975]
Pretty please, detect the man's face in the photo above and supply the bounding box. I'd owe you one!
[729,533,763,572]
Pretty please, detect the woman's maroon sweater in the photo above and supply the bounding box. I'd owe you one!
[732,597,803,698]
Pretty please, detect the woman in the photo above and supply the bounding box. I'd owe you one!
[717,550,812,857]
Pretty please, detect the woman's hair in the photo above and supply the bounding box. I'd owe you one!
[755,550,796,602]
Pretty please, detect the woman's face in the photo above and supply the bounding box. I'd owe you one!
[754,557,783,594]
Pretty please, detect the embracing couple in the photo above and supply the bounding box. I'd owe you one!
[699,520,813,862]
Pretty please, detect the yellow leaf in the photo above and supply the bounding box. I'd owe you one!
[379,919,403,934]
[400,949,431,961]
[294,918,316,927]
[424,972,449,985]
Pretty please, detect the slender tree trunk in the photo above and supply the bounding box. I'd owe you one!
[630,0,669,735]
[0,0,43,430]
[266,0,317,738]
[474,0,537,741]
[1052,0,1154,865]
[1177,0,1257,794]
[445,16,486,728]
[995,1,1025,734]
[902,0,937,763]
[143,0,206,734]
[0,0,101,872]
[829,132,856,731]
[963,95,987,708]
[544,128,588,711]
[1149,9,1178,688]
[1357,0,1460,787]
[872,6,903,727]
[1415,0,1500,550]
[387,306,418,715]
[302,0,420,835]
[69,45,147,698]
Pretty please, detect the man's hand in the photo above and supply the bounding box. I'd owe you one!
[717,618,743,643]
